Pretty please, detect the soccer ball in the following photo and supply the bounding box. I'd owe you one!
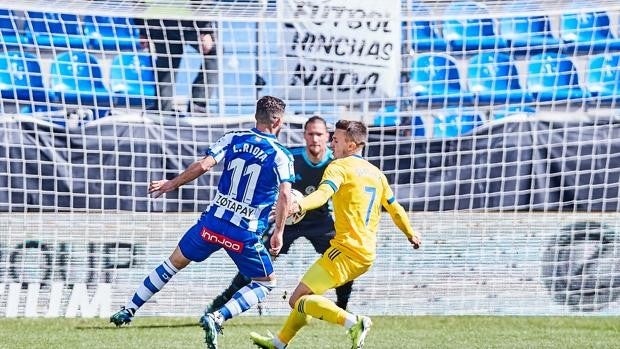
[286,189,306,225]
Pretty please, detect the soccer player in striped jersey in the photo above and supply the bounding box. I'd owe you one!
[109,96,294,349]
[251,120,421,349]
[204,116,354,315]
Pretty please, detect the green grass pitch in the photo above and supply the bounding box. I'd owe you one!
[1,316,620,348]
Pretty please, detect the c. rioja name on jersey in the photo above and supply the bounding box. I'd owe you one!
[232,143,268,162]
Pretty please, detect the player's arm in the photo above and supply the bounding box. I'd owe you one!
[149,133,231,198]
[292,162,344,213]
[270,150,296,256]
[149,156,216,198]
[381,175,421,249]
[270,181,292,256]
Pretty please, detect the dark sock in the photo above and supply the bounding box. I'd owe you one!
[335,281,354,310]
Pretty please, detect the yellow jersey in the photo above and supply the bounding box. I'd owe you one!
[299,154,414,264]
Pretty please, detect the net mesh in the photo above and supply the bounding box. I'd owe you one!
[2,0,620,317]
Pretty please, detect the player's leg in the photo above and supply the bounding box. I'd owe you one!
[204,228,280,314]
[308,227,355,310]
[204,272,252,313]
[335,280,354,310]
[250,281,313,349]
[111,222,217,327]
[301,252,372,349]
[202,229,275,348]
[251,253,338,349]
[110,246,188,326]
[212,248,275,321]
[275,248,371,348]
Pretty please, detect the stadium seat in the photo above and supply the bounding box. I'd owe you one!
[221,21,257,54]
[467,52,533,105]
[218,53,257,114]
[560,11,620,53]
[82,16,140,51]
[410,115,426,137]
[285,102,340,124]
[221,103,257,116]
[49,51,111,116]
[585,54,620,104]
[526,52,589,102]
[373,105,401,127]
[109,53,156,108]
[25,11,87,49]
[409,2,448,52]
[409,53,474,106]
[498,16,561,53]
[490,105,536,120]
[0,9,29,47]
[432,108,483,138]
[260,22,279,54]
[0,51,49,103]
[442,1,506,51]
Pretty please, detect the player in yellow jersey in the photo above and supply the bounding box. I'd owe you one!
[251,120,421,349]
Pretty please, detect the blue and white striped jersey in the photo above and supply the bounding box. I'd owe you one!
[204,127,294,234]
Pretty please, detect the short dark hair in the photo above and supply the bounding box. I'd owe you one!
[255,96,286,125]
[304,115,327,131]
[335,119,367,147]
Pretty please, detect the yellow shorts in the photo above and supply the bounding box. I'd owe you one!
[301,246,371,295]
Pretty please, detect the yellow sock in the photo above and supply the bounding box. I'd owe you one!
[298,294,349,326]
[277,301,311,345]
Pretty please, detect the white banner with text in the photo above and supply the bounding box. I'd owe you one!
[1,212,620,317]
[274,0,402,100]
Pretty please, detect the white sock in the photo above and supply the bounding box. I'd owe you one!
[343,313,358,329]
[273,335,287,349]
[213,311,225,326]
[126,258,178,312]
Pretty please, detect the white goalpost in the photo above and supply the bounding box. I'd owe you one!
[2,0,620,318]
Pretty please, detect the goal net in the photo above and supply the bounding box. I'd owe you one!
[2,0,620,318]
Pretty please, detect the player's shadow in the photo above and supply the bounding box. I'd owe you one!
[76,323,198,330]
[76,319,283,330]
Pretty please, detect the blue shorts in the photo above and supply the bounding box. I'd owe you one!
[177,217,273,279]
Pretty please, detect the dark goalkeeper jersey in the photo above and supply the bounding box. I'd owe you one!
[289,146,334,226]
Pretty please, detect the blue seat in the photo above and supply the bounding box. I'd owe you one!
[221,21,257,54]
[211,53,259,116]
[526,52,589,102]
[109,53,156,108]
[468,52,532,105]
[259,22,278,54]
[285,102,340,124]
[560,11,620,53]
[0,10,28,47]
[221,103,257,116]
[373,105,401,127]
[499,16,561,52]
[220,54,257,105]
[490,105,536,120]
[410,115,426,137]
[586,54,620,104]
[409,53,474,106]
[25,11,87,48]
[432,109,483,138]
[409,3,448,52]
[82,16,140,51]
[442,1,506,51]
[0,51,49,103]
[49,51,111,114]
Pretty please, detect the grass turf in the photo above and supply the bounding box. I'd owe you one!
[1,316,620,349]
